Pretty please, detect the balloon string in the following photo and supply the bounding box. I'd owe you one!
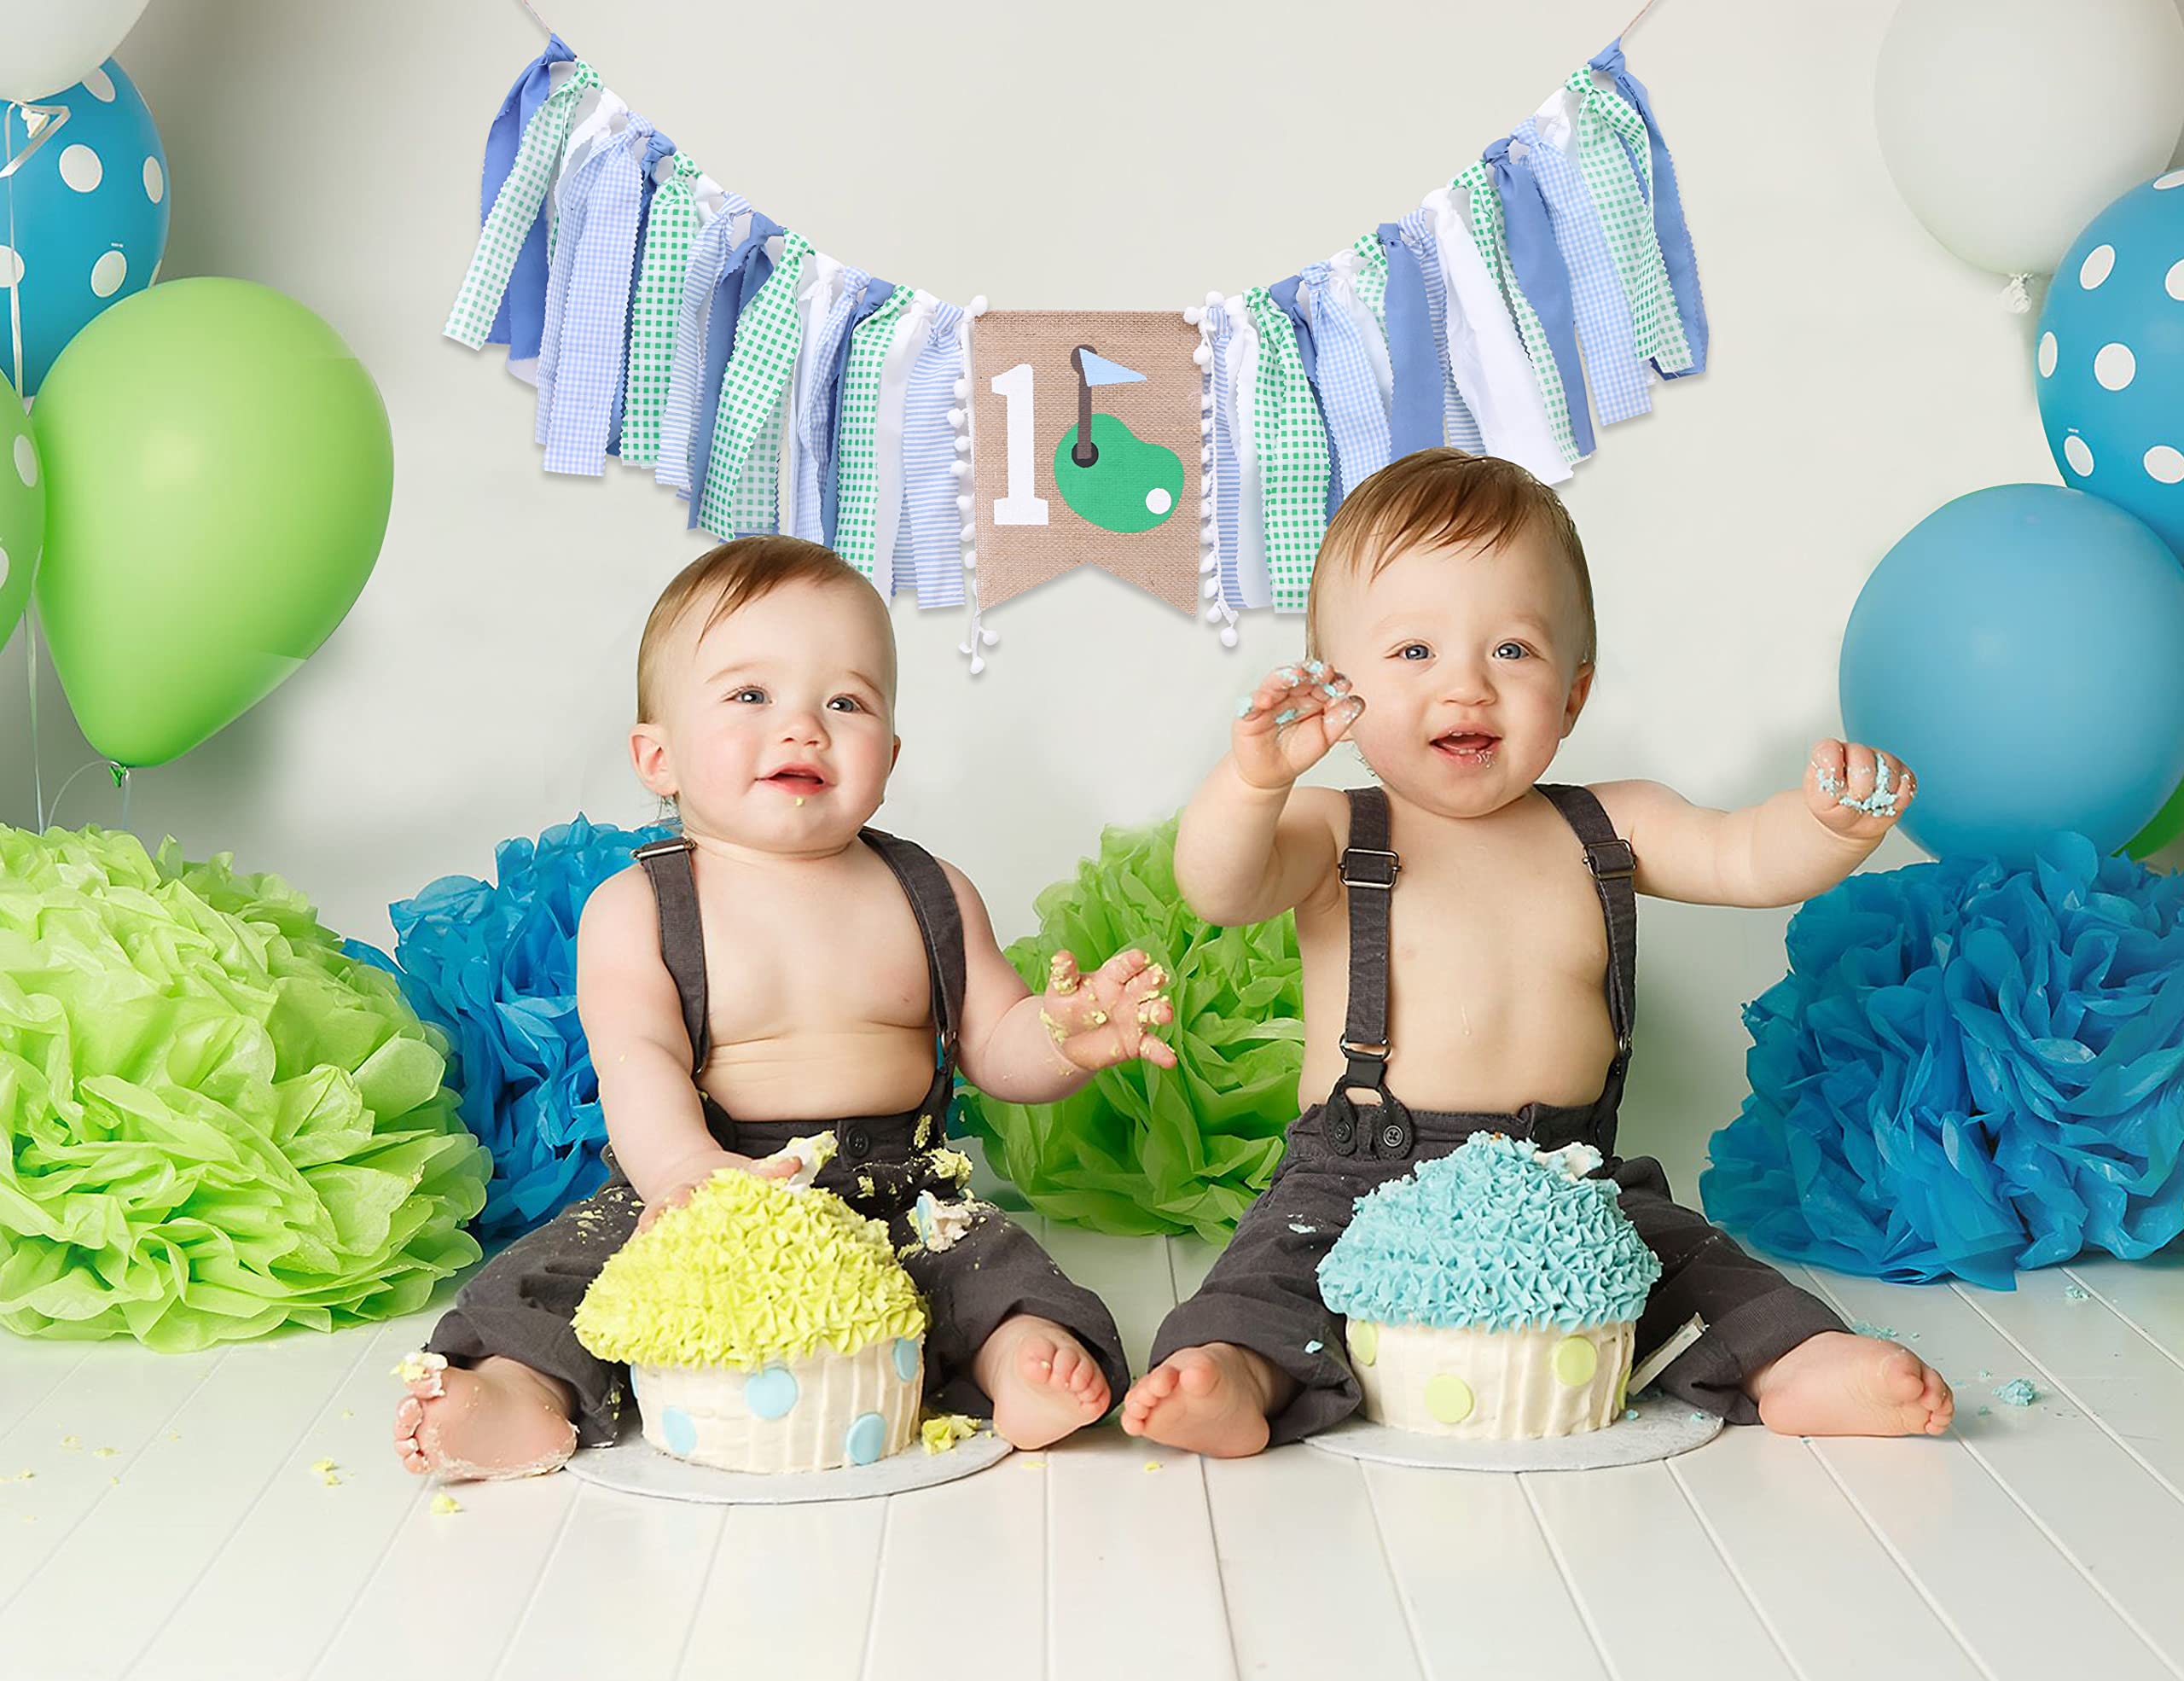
[46,758,124,831]
[24,602,44,829]
[512,0,555,36]
[4,107,20,394]
[4,109,38,831]
[1621,0,1664,38]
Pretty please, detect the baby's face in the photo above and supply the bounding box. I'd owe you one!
[634,578,900,851]
[1316,526,1593,818]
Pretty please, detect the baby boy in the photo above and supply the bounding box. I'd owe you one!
[1122,448,1954,1456]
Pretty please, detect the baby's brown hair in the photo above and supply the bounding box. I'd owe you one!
[1304,448,1596,668]
[636,536,884,722]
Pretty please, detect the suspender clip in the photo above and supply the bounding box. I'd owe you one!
[1339,846,1400,890]
[1583,838,1637,881]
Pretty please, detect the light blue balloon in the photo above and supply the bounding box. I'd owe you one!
[1839,485,2184,864]
[0,59,170,395]
[2036,172,2184,554]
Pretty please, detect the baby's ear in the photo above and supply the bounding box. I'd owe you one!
[629,722,678,799]
[1561,663,1596,736]
[890,735,903,773]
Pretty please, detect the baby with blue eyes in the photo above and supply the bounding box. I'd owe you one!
[1123,447,1954,1457]
[396,536,1173,1481]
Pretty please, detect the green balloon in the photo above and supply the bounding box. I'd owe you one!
[2123,773,2184,860]
[0,373,44,653]
[32,278,392,767]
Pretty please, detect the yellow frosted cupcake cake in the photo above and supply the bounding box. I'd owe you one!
[1316,1135,1663,1440]
[572,1142,928,1474]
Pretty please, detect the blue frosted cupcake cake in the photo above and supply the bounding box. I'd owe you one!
[1317,1134,1662,1440]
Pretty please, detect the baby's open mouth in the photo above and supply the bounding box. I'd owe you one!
[1432,732,1500,759]
[764,765,829,791]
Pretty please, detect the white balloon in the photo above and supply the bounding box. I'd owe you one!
[1874,0,2184,276]
[0,0,152,102]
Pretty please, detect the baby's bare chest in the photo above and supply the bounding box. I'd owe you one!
[693,870,934,1040]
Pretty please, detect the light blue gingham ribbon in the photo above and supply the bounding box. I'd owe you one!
[532,116,655,475]
[1302,259,1391,500]
[1509,115,1650,426]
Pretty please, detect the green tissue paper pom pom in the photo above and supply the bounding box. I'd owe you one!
[0,825,491,1351]
[955,817,1303,1241]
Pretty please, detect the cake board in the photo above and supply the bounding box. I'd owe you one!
[566,1414,1014,1504]
[1303,1392,1722,1472]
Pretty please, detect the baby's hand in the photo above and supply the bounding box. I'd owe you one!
[636,1147,799,1234]
[1233,660,1364,791]
[1037,948,1179,1073]
[1805,738,1918,842]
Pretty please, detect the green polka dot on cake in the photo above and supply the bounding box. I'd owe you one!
[1554,1336,1599,1387]
[1424,1374,1474,1424]
[1349,1322,1379,1366]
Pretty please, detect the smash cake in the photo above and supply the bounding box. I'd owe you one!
[1317,1134,1662,1440]
[572,1134,932,1474]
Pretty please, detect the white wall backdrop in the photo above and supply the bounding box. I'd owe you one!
[5,0,2169,1195]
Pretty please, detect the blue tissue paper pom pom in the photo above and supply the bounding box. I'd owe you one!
[363,816,673,1239]
[1700,834,2184,1290]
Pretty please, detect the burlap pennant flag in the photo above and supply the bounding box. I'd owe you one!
[969,311,1202,614]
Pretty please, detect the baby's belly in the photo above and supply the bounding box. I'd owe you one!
[1297,1009,1618,1116]
[699,1026,941,1124]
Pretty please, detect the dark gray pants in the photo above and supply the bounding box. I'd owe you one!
[1150,1102,1846,1446]
[427,1117,1130,1447]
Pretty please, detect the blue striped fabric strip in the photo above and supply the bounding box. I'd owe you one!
[900,300,967,607]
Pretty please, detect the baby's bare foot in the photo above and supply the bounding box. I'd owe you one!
[1751,1331,1955,1438]
[391,1352,580,1481]
[1120,1343,1289,1458]
[976,1317,1111,1450]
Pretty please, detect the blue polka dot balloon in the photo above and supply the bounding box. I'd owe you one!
[2036,170,2184,555]
[0,59,170,396]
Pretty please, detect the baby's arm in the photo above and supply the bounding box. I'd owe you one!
[1595,739,1917,908]
[939,859,1177,1101]
[1175,660,1361,925]
[576,867,793,1217]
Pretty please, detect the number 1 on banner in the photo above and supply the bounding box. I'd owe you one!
[990,363,1049,526]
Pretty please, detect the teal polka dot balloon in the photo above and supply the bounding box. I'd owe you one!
[0,59,170,395]
[2036,172,2184,557]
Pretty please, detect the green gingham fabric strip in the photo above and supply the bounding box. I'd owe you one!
[829,282,915,575]
[695,230,815,538]
[619,151,705,468]
[1455,161,1581,466]
[1565,64,1692,375]
[1350,231,1389,330]
[445,61,601,350]
[1244,284,1332,614]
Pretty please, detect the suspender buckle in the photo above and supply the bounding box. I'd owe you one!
[1339,847,1401,890]
[1583,838,1636,881]
[632,836,694,861]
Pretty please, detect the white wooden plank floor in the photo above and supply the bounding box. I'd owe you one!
[3,1232,2181,1681]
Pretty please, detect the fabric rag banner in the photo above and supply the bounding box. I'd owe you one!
[444,31,1709,667]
